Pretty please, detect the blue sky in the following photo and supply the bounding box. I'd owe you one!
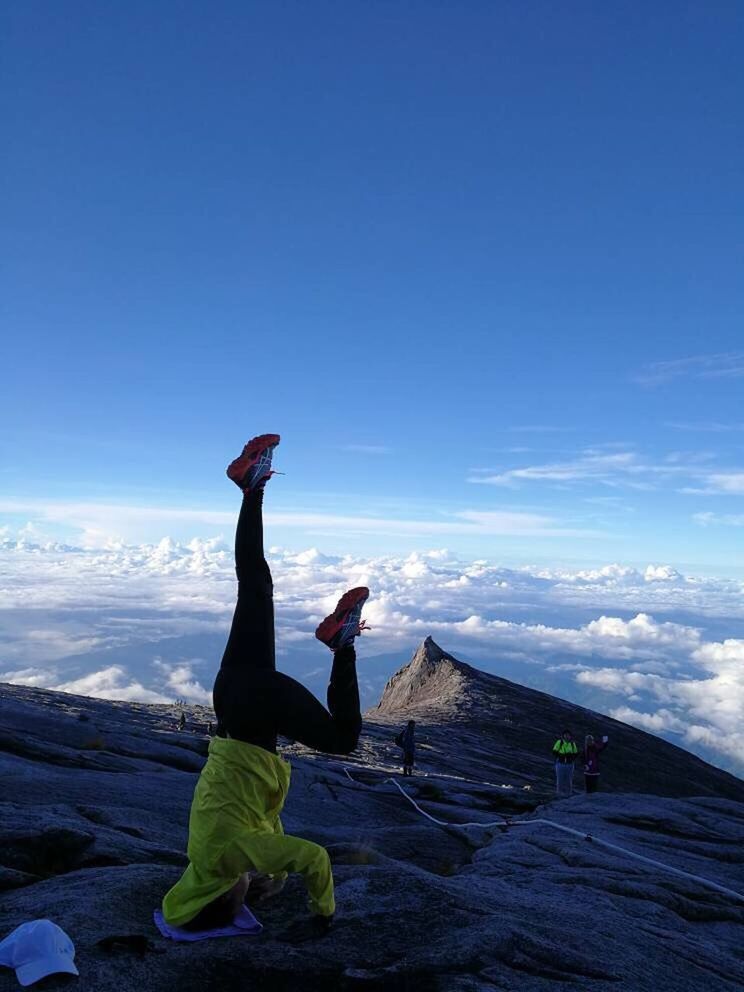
[3,1,744,571]
[2,3,744,776]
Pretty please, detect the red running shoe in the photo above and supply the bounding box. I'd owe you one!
[227,434,281,493]
[315,587,370,651]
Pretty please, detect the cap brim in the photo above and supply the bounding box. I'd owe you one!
[16,956,79,986]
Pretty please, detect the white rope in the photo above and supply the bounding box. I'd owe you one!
[341,767,744,905]
[388,777,510,827]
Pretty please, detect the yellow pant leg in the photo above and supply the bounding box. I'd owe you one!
[268,816,288,883]
[237,831,334,917]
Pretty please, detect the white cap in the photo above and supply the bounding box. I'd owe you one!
[0,920,79,987]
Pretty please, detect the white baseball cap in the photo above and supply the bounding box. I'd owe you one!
[0,920,79,986]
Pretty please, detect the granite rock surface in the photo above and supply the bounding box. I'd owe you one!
[1,638,743,991]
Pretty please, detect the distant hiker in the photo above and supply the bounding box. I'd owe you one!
[552,729,578,797]
[207,720,213,736]
[161,434,370,940]
[583,734,609,793]
[395,720,416,776]
[177,712,186,732]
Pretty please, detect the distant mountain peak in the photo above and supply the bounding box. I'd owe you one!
[375,637,475,717]
[371,638,744,803]
[420,635,447,658]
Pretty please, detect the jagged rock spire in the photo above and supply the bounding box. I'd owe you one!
[375,636,470,716]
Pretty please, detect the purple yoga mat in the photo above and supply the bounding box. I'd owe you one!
[153,905,263,942]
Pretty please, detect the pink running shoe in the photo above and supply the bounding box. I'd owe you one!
[315,587,370,651]
[227,434,281,493]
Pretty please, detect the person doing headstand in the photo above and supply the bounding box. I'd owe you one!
[161,434,370,938]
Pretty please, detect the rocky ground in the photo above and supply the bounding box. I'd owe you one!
[1,639,743,991]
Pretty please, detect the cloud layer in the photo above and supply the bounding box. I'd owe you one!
[1,536,743,775]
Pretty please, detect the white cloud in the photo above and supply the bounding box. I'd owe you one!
[0,657,211,705]
[635,352,744,386]
[467,446,744,499]
[153,658,212,704]
[267,510,597,539]
[608,706,687,734]
[694,512,744,528]
[0,499,235,547]
[1,539,744,772]
[0,667,59,688]
[52,666,171,704]
[643,565,682,583]
[684,473,744,496]
[666,421,744,433]
[703,473,744,495]
[577,667,663,695]
[468,450,692,491]
[576,636,744,767]
[0,498,596,546]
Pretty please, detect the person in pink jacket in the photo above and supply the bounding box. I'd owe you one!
[583,734,609,793]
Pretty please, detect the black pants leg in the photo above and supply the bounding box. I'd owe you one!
[585,774,599,793]
[213,493,362,755]
[273,644,362,754]
[219,490,275,672]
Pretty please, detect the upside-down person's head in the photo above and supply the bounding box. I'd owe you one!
[181,874,250,931]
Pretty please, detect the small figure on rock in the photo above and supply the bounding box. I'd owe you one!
[552,728,578,797]
[395,720,416,776]
[583,734,609,793]
[177,711,186,732]
[161,434,371,940]
[207,720,214,736]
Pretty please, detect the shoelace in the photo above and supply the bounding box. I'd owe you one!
[335,614,370,648]
[246,468,285,492]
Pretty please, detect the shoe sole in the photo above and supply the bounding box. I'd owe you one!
[227,433,281,488]
[315,587,369,646]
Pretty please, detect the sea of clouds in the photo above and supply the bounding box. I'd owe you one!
[1,536,743,777]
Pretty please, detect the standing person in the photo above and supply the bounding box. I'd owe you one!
[161,434,371,939]
[395,720,416,776]
[177,711,186,732]
[552,729,578,797]
[583,734,609,793]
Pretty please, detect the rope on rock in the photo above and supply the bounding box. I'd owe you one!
[341,767,744,905]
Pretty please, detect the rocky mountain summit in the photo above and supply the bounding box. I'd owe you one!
[1,638,743,992]
[373,636,744,801]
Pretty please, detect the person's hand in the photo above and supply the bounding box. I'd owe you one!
[602,736,608,743]
[245,872,286,905]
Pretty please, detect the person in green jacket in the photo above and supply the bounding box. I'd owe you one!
[162,434,370,938]
[552,729,579,797]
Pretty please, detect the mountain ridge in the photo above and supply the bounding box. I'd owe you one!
[371,636,744,801]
